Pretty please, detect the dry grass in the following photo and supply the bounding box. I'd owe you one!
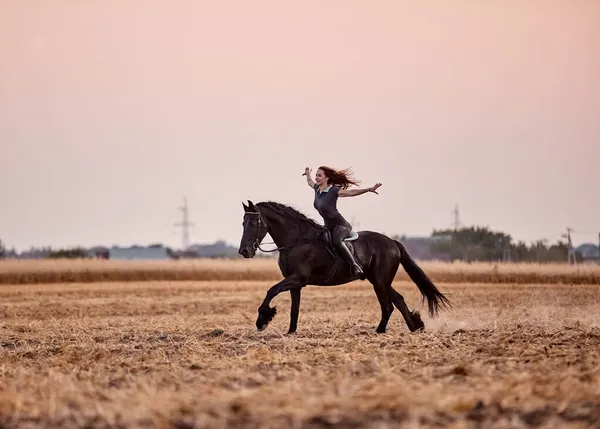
[1,279,600,428]
[1,258,599,285]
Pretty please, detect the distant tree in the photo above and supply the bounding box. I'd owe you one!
[0,239,5,259]
[546,241,571,262]
[47,247,89,259]
[166,247,178,259]
[430,226,513,262]
[428,226,572,263]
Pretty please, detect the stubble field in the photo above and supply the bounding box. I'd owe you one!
[1,261,600,428]
[1,258,599,285]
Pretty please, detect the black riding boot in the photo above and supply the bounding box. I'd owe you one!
[332,226,364,277]
[338,242,364,277]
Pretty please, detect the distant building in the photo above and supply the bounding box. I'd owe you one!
[575,243,600,263]
[107,245,174,260]
[185,240,239,258]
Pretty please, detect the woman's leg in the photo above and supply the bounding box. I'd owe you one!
[332,225,364,277]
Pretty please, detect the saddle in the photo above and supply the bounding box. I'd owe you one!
[319,229,360,259]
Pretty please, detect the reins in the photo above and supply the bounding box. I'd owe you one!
[244,211,283,253]
[245,210,316,253]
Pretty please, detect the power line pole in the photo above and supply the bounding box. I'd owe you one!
[503,244,512,263]
[174,197,194,251]
[448,204,462,261]
[451,204,461,231]
[564,227,576,264]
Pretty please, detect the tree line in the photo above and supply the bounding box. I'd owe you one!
[427,226,574,263]
[0,227,587,263]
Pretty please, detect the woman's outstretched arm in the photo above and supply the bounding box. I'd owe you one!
[339,183,382,197]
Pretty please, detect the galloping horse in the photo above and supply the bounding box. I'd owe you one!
[238,200,451,334]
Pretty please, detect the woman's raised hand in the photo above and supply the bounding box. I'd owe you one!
[369,183,382,194]
[302,167,312,176]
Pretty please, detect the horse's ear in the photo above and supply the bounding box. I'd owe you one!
[247,200,255,210]
[242,201,249,212]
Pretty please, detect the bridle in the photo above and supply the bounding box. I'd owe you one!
[244,211,284,253]
[244,209,315,254]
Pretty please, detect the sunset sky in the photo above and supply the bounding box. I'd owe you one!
[1,1,599,251]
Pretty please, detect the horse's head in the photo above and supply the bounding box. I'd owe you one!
[238,200,269,258]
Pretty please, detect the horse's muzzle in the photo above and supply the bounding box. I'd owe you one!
[239,247,253,258]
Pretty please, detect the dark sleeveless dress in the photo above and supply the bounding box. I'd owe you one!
[313,184,351,230]
[312,183,363,276]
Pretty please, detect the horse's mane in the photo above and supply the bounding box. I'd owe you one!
[256,201,324,233]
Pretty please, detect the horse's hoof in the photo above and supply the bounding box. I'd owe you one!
[256,317,268,331]
[260,306,277,321]
[410,311,425,332]
[256,306,277,331]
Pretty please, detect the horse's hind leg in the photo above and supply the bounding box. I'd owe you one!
[371,282,394,333]
[367,252,420,333]
[389,286,425,332]
[287,288,302,334]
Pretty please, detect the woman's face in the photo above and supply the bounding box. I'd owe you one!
[315,169,328,186]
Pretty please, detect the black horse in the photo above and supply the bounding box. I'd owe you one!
[238,200,451,334]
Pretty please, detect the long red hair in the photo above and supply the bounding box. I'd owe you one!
[318,166,361,190]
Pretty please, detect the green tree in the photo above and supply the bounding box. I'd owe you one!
[430,226,513,262]
[428,226,571,263]
[47,247,89,259]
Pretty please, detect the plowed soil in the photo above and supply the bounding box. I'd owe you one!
[1,280,599,428]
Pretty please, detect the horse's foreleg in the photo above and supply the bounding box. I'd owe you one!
[256,275,305,331]
[288,288,302,334]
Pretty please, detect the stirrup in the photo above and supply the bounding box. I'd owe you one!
[351,263,363,276]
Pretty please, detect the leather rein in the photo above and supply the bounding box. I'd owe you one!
[244,210,315,253]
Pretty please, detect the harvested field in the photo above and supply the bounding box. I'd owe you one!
[1,258,599,285]
[1,279,599,428]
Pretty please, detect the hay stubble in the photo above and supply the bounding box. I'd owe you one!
[1,258,600,285]
[1,278,600,428]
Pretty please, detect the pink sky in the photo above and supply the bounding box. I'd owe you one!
[1,1,599,251]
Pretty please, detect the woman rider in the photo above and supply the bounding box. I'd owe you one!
[303,166,382,277]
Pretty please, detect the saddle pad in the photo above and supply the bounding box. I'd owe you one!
[344,231,359,242]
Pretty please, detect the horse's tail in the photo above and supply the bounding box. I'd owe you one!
[394,240,451,317]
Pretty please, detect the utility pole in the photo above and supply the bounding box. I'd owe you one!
[563,227,576,264]
[174,197,194,251]
[448,204,462,261]
[503,245,512,263]
[452,204,461,231]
